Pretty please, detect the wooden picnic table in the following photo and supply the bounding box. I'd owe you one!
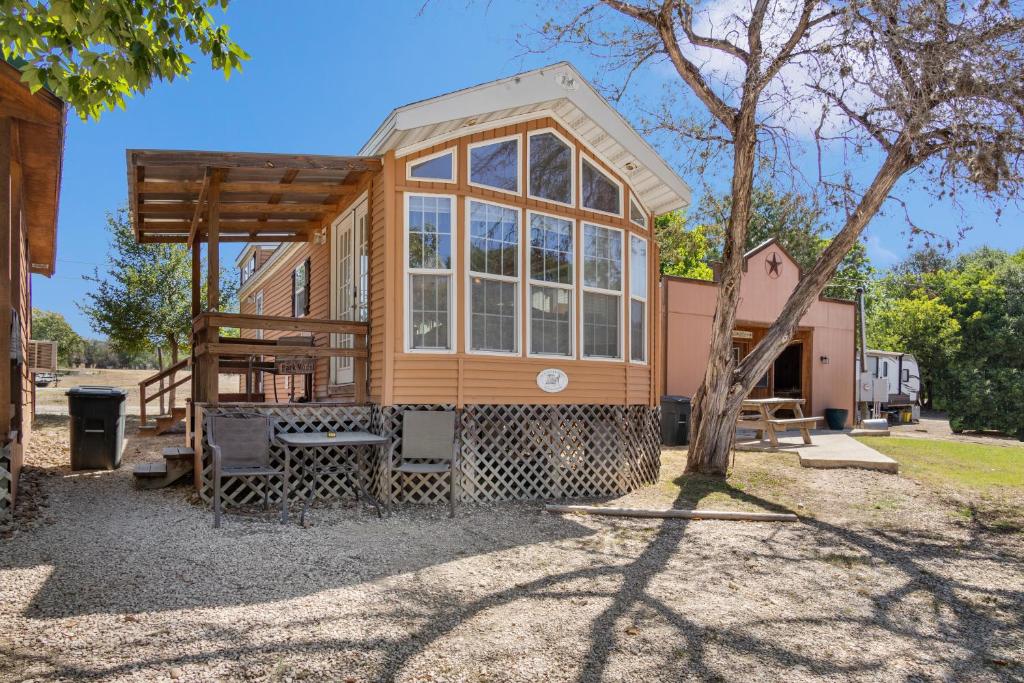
[737,398,821,448]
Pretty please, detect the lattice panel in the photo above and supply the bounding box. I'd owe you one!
[198,403,660,512]
[198,404,376,509]
[0,444,11,521]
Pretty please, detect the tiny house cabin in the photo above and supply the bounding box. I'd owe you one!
[0,62,66,518]
[127,63,691,507]
[663,239,856,426]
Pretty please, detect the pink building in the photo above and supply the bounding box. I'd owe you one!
[661,239,856,426]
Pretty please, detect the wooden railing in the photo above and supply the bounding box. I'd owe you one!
[139,357,191,426]
[191,312,369,405]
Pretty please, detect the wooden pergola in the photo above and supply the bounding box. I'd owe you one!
[126,150,382,410]
[126,149,382,314]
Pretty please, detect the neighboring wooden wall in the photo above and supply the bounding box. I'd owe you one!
[389,116,657,407]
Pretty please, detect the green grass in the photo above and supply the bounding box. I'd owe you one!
[856,436,1024,532]
[855,437,1024,491]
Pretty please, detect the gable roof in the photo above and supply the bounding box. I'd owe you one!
[360,62,691,216]
[742,238,803,276]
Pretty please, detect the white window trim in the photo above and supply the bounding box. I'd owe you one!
[526,127,576,209]
[629,195,649,230]
[467,133,523,197]
[405,147,457,184]
[525,209,576,360]
[581,222,625,362]
[292,261,308,319]
[403,192,458,354]
[629,234,649,365]
[254,290,264,341]
[579,153,624,219]
[464,197,523,357]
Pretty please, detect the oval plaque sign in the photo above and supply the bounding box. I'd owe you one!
[536,368,569,393]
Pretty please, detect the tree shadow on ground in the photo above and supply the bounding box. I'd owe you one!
[2,456,1021,681]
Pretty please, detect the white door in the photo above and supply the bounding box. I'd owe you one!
[332,197,369,384]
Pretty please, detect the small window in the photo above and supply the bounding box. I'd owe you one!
[408,149,455,182]
[241,253,256,284]
[406,194,455,351]
[292,259,310,317]
[528,131,573,205]
[901,368,910,383]
[469,137,520,193]
[882,361,889,378]
[254,290,264,340]
[528,212,574,357]
[629,235,648,363]
[468,200,519,353]
[629,197,648,229]
[581,157,621,216]
[582,223,623,359]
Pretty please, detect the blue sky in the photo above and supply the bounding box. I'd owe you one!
[34,1,1023,336]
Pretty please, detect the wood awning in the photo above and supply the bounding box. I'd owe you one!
[126,150,382,245]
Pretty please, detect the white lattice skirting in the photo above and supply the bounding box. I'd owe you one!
[199,403,660,510]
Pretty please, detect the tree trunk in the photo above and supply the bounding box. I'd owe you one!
[686,141,915,475]
[685,109,759,475]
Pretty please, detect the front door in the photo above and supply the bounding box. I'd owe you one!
[332,196,369,385]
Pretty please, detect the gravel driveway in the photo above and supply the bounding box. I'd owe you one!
[0,417,1021,682]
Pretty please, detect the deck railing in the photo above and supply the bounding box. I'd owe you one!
[191,312,369,405]
[139,356,191,426]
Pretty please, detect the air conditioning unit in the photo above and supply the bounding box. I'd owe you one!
[28,340,58,373]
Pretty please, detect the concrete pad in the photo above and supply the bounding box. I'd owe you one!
[736,430,899,473]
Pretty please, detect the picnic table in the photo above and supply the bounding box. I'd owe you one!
[737,398,821,448]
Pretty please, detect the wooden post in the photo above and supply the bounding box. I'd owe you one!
[205,169,223,403]
[191,239,201,318]
[139,382,147,426]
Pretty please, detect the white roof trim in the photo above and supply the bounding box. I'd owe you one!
[360,62,691,216]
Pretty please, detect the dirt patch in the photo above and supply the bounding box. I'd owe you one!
[36,368,238,415]
[0,425,1021,681]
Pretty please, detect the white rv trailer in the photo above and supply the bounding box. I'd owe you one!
[856,349,921,419]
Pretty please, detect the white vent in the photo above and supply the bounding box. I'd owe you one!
[28,340,58,373]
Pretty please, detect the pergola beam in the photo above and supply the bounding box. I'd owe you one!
[139,180,355,195]
[140,220,318,233]
[130,150,382,172]
[186,169,213,248]
[140,201,333,216]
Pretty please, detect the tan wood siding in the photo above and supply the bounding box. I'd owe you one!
[368,171,386,402]
[392,117,656,407]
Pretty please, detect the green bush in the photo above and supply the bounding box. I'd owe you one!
[946,366,1024,440]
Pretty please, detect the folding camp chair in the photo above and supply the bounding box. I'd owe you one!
[206,414,289,528]
[386,411,459,517]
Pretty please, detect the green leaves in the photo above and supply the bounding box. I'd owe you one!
[0,0,250,120]
[32,308,85,366]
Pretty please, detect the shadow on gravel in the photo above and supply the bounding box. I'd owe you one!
[2,444,1022,681]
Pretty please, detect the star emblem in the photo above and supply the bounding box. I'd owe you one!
[766,252,783,278]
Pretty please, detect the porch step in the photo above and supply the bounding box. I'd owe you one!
[132,447,194,489]
[153,407,187,436]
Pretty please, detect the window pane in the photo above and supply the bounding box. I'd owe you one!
[583,292,620,358]
[630,299,646,362]
[630,235,648,299]
[410,152,454,181]
[529,132,572,204]
[583,224,622,291]
[529,213,573,285]
[408,196,452,269]
[530,285,572,356]
[410,274,450,350]
[470,277,517,352]
[581,158,621,214]
[630,198,647,227]
[469,201,518,277]
[470,139,519,192]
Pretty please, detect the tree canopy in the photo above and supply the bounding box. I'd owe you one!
[80,209,236,366]
[31,308,84,366]
[0,0,249,119]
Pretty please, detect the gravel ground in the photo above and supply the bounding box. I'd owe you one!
[0,417,1021,682]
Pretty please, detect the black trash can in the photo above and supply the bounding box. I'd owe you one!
[660,395,691,446]
[67,386,127,470]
